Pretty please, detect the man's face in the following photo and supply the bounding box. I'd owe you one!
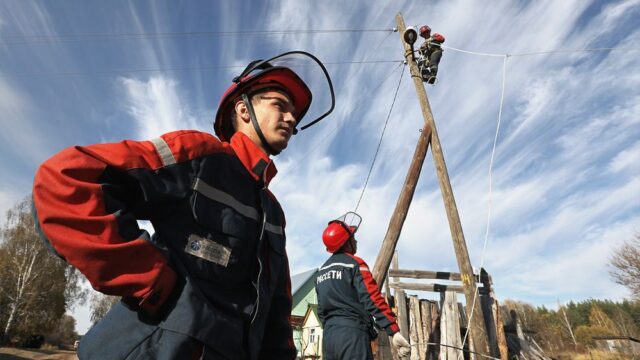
[251,90,297,153]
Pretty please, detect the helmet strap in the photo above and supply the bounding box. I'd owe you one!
[242,93,280,156]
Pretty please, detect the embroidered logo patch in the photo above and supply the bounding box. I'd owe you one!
[184,234,231,267]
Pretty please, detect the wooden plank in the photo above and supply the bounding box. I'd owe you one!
[440,292,463,360]
[493,299,508,360]
[391,253,402,360]
[480,294,499,358]
[388,269,480,282]
[430,302,441,360]
[389,282,465,293]
[409,296,425,360]
[457,302,467,330]
[420,300,431,360]
[376,332,392,360]
[397,291,410,345]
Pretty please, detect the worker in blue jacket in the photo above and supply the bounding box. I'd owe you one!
[315,212,412,359]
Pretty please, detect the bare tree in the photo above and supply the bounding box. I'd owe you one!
[0,197,87,345]
[90,292,120,325]
[557,300,577,349]
[610,232,640,301]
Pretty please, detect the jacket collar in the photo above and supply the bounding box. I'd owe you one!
[230,132,278,186]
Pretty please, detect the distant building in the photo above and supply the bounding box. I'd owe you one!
[300,304,322,359]
[290,268,319,357]
[593,336,640,356]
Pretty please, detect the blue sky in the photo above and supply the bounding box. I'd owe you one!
[1,0,638,334]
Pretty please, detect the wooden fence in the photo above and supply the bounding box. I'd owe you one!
[375,254,508,360]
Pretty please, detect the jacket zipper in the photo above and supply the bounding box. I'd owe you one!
[251,193,267,324]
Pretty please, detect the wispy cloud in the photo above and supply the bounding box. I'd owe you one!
[269,0,640,308]
[609,140,640,174]
[1,0,638,333]
[119,76,203,139]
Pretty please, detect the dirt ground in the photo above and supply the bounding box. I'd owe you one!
[0,348,78,360]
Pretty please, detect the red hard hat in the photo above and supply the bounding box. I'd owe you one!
[214,64,312,142]
[323,221,357,253]
[419,25,431,39]
[432,33,445,43]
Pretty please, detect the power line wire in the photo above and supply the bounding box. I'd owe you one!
[509,46,640,57]
[1,28,394,44]
[354,64,406,213]
[286,62,404,172]
[438,44,640,57]
[12,60,401,78]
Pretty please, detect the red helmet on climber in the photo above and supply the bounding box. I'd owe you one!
[322,212,362,253]
[419,25,431,39]
[214,51,336,153]
[431,33,445,43]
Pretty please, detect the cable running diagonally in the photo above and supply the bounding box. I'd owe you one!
[286,62,404,172]
[354,64,406,213]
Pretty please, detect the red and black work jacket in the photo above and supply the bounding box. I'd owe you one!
[315,252,400,337]
[32,130,295,359]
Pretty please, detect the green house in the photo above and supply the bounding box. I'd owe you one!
[290,268,319,355]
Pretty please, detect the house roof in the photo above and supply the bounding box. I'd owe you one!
[302,304,319,325]
[291,268,318,295]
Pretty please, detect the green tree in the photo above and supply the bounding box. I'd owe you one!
[46,314,78,349]
[90,292,120,325]
[574,325,615,347]
[588,305,617,335]
[0,197,87,345]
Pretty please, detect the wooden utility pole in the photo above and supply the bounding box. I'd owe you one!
[371,12,491,356]
[372,121,431,285]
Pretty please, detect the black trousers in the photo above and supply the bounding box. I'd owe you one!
[322,324,373,360]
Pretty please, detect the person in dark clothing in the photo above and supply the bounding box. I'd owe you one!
[32,51,335,360]
[315,212,411,360]
[417,25,446,84]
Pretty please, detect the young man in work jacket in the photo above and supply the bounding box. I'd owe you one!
[32,52,335,359]
[315,213,412,359]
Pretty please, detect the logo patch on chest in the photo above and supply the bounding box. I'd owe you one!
[184,234,231,267]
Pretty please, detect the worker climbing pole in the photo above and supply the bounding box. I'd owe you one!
[416,25,446,85]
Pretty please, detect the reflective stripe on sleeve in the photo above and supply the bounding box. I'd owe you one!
[319,262,355,271]
[150,137,176,166]
[265,222,283,235]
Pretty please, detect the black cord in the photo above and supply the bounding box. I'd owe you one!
[2,29,394,44]
[354,64,406,213]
